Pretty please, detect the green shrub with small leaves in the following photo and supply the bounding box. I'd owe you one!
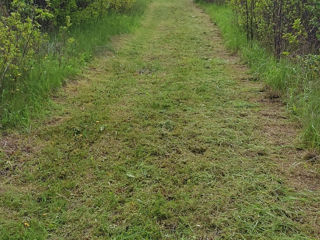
[227,0,320,58]
[0,9,48,93]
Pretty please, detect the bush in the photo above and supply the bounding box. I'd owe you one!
[228,0,320,58]
[0,12,46,93]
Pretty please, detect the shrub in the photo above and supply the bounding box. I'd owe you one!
[0,12,46,93]
[228,0,320,58]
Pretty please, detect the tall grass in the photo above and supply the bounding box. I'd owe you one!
[0,0,148,129]
[199,3,320,149]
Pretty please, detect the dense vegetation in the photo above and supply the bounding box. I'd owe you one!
[229,0,320,57]
[0,0,146,128]
[198,0,320,149]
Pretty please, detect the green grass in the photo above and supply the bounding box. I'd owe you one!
[0,0,319,239]
[197,2,320,150]
[0,0,148,129]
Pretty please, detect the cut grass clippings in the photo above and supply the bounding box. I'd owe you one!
[0,0,320,239]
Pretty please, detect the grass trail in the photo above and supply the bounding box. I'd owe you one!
[1,0,320,239]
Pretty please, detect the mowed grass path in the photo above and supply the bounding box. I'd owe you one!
[1,0,320,239]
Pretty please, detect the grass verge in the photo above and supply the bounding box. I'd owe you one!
[197,2,320,150]
[0,0,148,130]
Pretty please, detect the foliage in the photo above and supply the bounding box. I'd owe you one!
[228,0,320,58]
[3,0,137,28]
[198,0,320,58]
[0,9,49,93]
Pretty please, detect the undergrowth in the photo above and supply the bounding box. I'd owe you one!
[198,2,320,150]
